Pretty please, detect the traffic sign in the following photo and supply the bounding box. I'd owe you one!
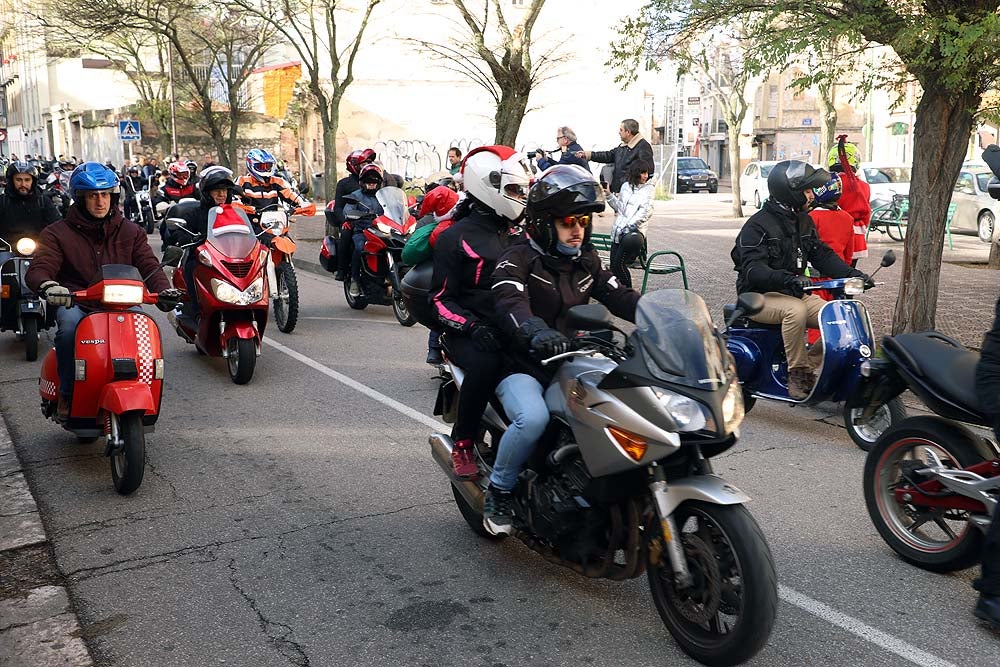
[118,120,141,142]
[0,128,7,143]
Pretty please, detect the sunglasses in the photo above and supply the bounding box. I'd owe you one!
[555,214,592,229]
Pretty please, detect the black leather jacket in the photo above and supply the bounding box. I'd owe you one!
[731,199,863,296]
[0,188,61,241]
[976,295,1000,433]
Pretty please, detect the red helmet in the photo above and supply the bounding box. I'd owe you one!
[168,160,190,185]
[346,148,377,176]
[358,163,384,187]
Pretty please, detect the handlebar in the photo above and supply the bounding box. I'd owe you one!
[540,348,599,366]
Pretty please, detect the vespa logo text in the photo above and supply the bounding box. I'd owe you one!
[79,339,106,345]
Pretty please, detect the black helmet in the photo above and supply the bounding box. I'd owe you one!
[767,160,830,210]
[5,161,38,192]
[198,165,236,206]
[525,164,605,253]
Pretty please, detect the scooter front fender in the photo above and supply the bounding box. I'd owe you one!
[658,475,751,517]
[98,381,156,416]
[220,320,259,347]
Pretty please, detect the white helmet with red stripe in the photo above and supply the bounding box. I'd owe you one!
[461,145,533,222]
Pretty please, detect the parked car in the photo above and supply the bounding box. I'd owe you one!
[951,166,999,243]
[859,163,911,204]
[739,160,777,208]
[676,157,718,193]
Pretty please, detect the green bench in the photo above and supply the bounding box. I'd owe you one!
[589,232,688,294]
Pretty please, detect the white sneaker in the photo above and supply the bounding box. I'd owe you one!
[349,281,360,298]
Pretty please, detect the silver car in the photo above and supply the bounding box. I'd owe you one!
[951,167,999,243]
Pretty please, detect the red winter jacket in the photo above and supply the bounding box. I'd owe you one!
[26,206,170,294]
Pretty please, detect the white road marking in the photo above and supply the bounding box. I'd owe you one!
[299,316,399,324]
[264,335,959,667]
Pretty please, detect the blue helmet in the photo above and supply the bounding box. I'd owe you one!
[246,148,276,181]
[812,173,843,207]
[70,162,121,210]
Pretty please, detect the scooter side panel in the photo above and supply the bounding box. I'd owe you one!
[727,327,788,397]
[815,300,874,402]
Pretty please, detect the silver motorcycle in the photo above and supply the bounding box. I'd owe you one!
[429,289,778,667]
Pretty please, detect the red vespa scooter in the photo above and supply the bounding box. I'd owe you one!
[166,205,269,384]
[39,264,166,495]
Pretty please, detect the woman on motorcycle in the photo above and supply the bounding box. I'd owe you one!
[430,145,533,480]
[344,163,386,298]
[483,164,641,536]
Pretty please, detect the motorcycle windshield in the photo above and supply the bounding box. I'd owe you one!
[376,187,408,226]
[207,206,257,259]
[633,290,731,390]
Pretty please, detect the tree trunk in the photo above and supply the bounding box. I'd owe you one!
[319,96,338,201]
[891,87,980,334]
[817,81,837,166]
[494,72,531,147]
[989,239,1000,270]
[727,123,743,218]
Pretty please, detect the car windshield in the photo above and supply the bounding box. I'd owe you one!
[376,186,408,225]
[864,167,911,184]
[678,158,709,171]
[759,164,773,178]
[632,289,731,390]
[207,207,257,259]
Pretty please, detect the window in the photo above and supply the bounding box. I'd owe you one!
[767,85,778,118]
[743,165,755,177]
[955,173,975,195]
[976,172,993,193]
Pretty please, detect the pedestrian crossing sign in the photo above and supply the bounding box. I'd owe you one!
[118,120,141,142]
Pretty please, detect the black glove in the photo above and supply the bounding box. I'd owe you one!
[529,327,570,360]
[470,323,503,352]
[784,274,812,298]
[859,273,875,290]
[156,288,184,312]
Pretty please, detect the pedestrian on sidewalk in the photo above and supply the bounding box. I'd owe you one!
[535,127,588,171]
[575,118,654,194]
[606,159,654,288]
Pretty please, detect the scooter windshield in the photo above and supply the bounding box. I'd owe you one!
[207,206,257,259]
[376,187,408,226]
[633,289,731,390]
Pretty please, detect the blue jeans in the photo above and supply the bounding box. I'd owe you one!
[351,231,366,281]
[54,305,87,399]
[489,374,550,491]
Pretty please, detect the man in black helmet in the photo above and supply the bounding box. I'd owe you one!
[731,160,870,399]
[0,161,61,241]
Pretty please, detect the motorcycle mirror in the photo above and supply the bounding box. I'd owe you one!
[165,217,187,230]
[161,245,184,267]
[565,303,614,332]
[880,250,896,268]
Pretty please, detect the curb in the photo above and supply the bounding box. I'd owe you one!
[0,413,94,667]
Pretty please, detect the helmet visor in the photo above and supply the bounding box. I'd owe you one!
[253,161,274,174]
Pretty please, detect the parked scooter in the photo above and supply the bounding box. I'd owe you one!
[342,186,417,326]
[723,250,904,450]
[38,264,166,494]
[428,291,778,667]
[0,235,49,360]
[165,205,269,384]
[855,331,999,571]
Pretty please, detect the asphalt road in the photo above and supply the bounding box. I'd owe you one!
[1,195,997,666]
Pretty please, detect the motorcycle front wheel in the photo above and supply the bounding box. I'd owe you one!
[344,278,368,310]
[864,418,986,572]
[392,290,416,327]
[110,411,146,495]
[273,261,299,333]
[227,338,257,385]
[647,501,777,667]
[844,397,906,451]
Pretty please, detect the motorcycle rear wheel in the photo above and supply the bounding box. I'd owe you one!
[227,338,257,385]
[647,501,777,667]
[273,261,299,333]
[23,317,38,362]
[110,411,146,495]
[864,418,986,572]
[844,397,906,451]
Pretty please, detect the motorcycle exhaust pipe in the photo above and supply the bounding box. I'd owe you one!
[429,433,484,513]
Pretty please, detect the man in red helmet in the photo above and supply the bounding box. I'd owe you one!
[331,148,376,280]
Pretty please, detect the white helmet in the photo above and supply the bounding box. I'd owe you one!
[461,145,533,222]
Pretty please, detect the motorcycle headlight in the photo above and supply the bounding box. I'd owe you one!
[211,277,263,305]
[722,381,745,434]
[103,283,144,305]
[375,220,393,235]
[843,277,865,295]
[15,238,37,255]
[654,388,707,432]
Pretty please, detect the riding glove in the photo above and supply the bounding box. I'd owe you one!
[860,273,876,290]
[784,274,812,298]
[530,328,571,360]
[39,281,72,307]
[156,288,184,312]
[470,323,503,352]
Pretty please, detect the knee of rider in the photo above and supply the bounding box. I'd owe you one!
[784,298,808,324]
[517,403,550,437]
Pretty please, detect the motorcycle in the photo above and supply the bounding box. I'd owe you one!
[251,201,310,334]
[0,235,49,360]
[428,290,778,667]
[165,205,269,384]
[723,250,905,451]
[38,264,166,494]
[855,330,999,572]
[42,172,70,217]
[342,186,417,327]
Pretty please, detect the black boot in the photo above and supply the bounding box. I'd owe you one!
[426,347,444,366]
[975,594,1000,629]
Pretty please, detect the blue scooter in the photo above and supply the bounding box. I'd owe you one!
[723,251,903,451]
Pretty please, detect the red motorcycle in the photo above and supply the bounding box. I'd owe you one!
[342,186,417,326]
[38,265,165,495]
[166,205,269,384]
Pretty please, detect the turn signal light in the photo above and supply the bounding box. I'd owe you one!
[1,285,9,299]
[608,426,648,461]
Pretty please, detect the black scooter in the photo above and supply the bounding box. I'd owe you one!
[0,235,49,361]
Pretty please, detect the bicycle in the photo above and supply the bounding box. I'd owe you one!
[868,193,908,241]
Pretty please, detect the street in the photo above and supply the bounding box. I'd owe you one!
[1,192,998,666]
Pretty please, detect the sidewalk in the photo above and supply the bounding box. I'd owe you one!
[0,413,93,666]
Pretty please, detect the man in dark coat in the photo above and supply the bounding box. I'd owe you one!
[577,118,655,193]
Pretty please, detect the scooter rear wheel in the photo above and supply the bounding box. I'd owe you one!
[227,338,257,385]
[844,397,906,451]
[110,411,146,495]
